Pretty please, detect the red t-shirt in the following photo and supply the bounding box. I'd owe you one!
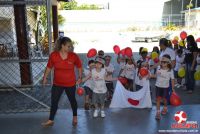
[47,51,82,87]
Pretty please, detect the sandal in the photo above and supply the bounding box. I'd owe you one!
[161,107,168,115]
[155,112,161,120]
[72,117,78,126]
[41,120,54,127]
[72,121,77,126]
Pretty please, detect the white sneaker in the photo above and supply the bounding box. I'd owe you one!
[175,84,179,87]
[93,110,98,118]
[101,110,106,118]
[176,84,181,88]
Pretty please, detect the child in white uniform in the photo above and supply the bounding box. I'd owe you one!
[135,61,150,91]
[151,54,175,120]
[83,57,117,118]
[174,49,185,88]
[117,55,126,77]
[82,60,95,110]
[104,55,115,100]
[123,57,136,91]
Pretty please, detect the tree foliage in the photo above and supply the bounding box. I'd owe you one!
[59,0,100,10]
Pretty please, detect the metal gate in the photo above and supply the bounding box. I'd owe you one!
[0,0,52,113]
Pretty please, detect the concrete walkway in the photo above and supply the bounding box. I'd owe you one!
[0,105,199,134]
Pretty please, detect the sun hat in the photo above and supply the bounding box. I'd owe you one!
[161,57,171,63]
[141,48,148,53]
[95,57,105,65]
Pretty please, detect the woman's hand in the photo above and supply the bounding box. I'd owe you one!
[42,77,48,85]
[76,78,82,85]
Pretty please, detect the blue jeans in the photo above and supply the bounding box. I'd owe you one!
[185,63,195,91]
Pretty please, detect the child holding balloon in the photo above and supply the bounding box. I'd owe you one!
[82,57,117,118]
[151,54,175,120]
[82,60,95,110]
[135,60,150,91]
[122,57,136,91]
[117,55,126,77]
[174,49,185,88]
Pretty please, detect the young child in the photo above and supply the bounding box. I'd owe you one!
[135,60,150,91]
[152,54,175,120]
[83,57,116,118]
[82,60,95,110]
[149,47,160,74]
[139,48,149,63]
[174,49,185,88]
[117,55,126,77]
[123,57,136,91]
[104,55,115,101]
[196,48,200,71]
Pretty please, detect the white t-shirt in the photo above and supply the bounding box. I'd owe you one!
[105,63,114,82]
[83,69,93,89]
[135,68,149,86]
[119,62,126,77]
[91,68,107,94]
[123,64,135,79]
[159,47,175,61]
[155,68,174,88]
[174,55,185,71]
[105,63,114,73]
[196,55,200,71]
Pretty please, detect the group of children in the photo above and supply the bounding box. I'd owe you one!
[80,37,200,120]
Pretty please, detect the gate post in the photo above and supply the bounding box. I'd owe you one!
[52,0,59,42]
[13,0,32,85]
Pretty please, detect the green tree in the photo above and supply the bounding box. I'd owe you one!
[60,0,78,10]
[59,0,100,10]
[39,6,65,32]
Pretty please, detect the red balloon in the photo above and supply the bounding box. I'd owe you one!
[128,98,139,106]
[119,49,125,56]
[139,67,149,77]
[172,39,178,45]
[118,77,128,85]
[170,92,182,106]
[180,31,187,40]
[153,58,159,63]
[87,48,97,58]
[125,47,133,57]
[113,45,120,54]
[77,87,84,96]
[196,37,200,42]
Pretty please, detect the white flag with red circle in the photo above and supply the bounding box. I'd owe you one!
[110,80,152,108]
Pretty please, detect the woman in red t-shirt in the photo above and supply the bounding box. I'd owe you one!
[42,37,82,126]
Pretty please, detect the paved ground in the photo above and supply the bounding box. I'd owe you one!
[0,105,200,134]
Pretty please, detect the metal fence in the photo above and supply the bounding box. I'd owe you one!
[0,0,52,113]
